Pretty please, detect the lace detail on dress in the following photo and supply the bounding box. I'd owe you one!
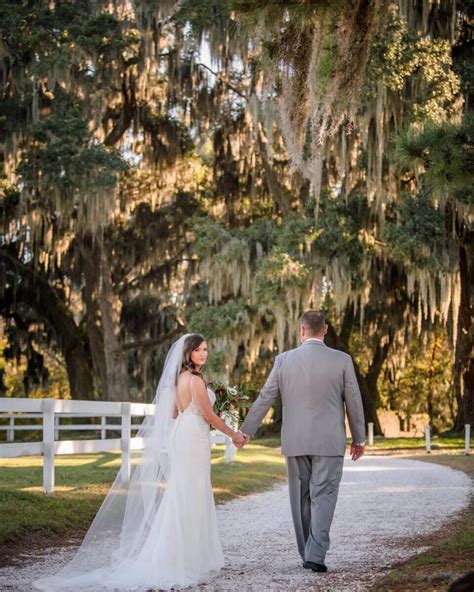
[177,384,214,441]
[180,380,216,418]
[180,398,202,416]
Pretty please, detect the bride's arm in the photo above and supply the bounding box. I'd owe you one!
[190,376,246,447]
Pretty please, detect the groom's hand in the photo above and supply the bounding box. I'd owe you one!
[350,443,365,461]
[232,432,246,448]
[242,433,251,446]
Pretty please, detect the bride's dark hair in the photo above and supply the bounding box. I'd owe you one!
[181,334,206,378]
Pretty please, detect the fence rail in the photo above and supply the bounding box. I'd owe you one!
[0,397,236,494]
[367,421,471,455]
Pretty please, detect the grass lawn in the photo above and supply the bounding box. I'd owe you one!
[0,437,287,560]
[371,454,474,591]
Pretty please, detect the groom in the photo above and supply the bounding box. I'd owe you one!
[240,310,365,573]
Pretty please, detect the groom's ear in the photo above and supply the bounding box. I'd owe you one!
[323,324,328,335]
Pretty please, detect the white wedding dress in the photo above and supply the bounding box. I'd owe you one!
[98,387,225,590]
[35,335,225,592]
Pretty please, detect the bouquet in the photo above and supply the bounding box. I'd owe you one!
[209,381,250,424]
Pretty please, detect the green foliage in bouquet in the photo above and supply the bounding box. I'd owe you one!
[210,381,251,423]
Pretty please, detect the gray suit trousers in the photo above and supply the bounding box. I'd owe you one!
[286,455,344,564]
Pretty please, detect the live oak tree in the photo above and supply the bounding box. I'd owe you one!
[0,0,471,433]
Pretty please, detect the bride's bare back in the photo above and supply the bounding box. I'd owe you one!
[176,371,197,413]
[175,370,246,449]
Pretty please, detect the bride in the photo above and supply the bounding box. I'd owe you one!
[35,333,247,591]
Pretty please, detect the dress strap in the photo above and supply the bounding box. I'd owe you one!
[189,374,196,400]
[182,374,205,417]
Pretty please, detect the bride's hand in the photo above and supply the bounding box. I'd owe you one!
[232,431,246,448]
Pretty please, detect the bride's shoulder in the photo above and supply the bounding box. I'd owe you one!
[188,372,206,388]
[177,370,195,386]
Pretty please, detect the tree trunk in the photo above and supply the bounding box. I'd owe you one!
[81,240,129,401]
[365,338,391,432]
[98,247,129,401]
[82,242,110,400]
[0,250,94,399]
[325,317,383,435]
[426,336,438,430]
[455,239,474,429]
[356,373,383,436]
[452,10,474,430]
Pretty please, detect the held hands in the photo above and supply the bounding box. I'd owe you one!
[242,433,251,446]
[350,443,365,461]
[232,431,251,448]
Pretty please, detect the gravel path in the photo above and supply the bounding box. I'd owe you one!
[0,456,471,592]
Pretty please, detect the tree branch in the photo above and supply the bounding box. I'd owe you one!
[122,324,185,352]
[195,62,247,98]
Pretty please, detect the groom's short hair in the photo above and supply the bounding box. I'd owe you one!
[300,310,325,335]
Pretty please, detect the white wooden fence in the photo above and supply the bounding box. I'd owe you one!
[367,420,471,455]
[0,397,236,494]
[423,423,471,455]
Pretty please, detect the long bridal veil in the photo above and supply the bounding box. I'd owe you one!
[35,334,191,591]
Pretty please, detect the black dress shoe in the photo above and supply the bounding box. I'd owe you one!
[303,561,327,573]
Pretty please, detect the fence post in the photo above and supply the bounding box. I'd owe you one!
[425,425,431,454]
[101,416,106,440]
[7,416,14,442]
[43,399,56,494]
[121,403,131,482]
[224,415,237,464]
[368,422,374,446]
[54,416,59,441]
[465,424,471,455]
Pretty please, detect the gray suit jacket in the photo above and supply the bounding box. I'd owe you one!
[240,340,366,456]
